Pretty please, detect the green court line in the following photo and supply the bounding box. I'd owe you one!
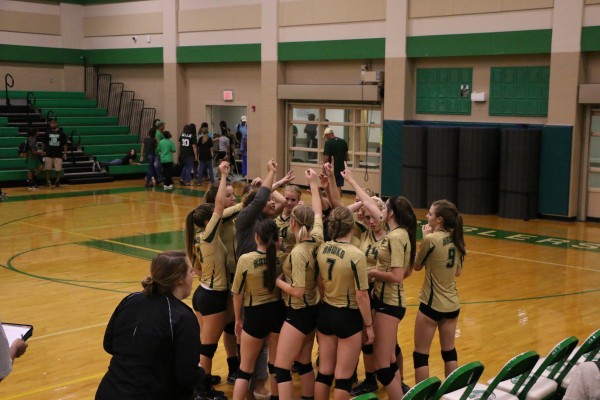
[2,245,131,294]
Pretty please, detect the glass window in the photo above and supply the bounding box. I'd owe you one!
[324,108,352,124]
[288,104,381,169]
[590,136,600,168]
[588,171,600,189]
[591,115,600,134]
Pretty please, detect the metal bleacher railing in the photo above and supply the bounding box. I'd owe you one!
[84,65,155,143]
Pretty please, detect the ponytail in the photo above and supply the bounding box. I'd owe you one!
[254,219,279,293]
[141,251,189,297]
[184,204,215,266]
[432,199,466,262]
[185,210,196,265]
[387,196,418,265]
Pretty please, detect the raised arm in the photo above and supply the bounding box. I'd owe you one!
[306,168,322,218]
[214,161,230,216]
[324,160,343,208]
[341,161,382,221]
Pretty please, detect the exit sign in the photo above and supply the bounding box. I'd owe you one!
[223,90,234,101]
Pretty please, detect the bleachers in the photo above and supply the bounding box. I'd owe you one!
[0,89,146,186]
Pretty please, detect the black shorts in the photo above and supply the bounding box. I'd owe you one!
[285,305,319,335]
[317,303,363,339]
[419,303,460,322]
[372,296,406,320]
[243,300,286,339]
[192,285,228,316]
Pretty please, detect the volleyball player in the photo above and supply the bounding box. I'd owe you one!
[275,184,302,253]
[203,181,243,384]
[184,161,230,400]
[314,205,373,400]
[274,169,324,400]
[231,219,287,400]
[412,200,466,383]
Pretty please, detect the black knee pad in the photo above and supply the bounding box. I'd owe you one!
[335,378,354,392]
[315,372,334,387]
[237,368,253,381]
[224,321,235,335]
[268,362,275,374]
[413,351,429,369]
[199,343,218,359]
[274,366,292,383]
[442,348,457,363]
[362,344,374,355]
[376,366,396,387]
[293,361,313,375]
[395,343,401,357]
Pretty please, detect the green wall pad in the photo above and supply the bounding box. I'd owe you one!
[458,127,501,214]
[416,68,472,115]
[381,120,404,197]
[40,108,108,117]
[499,129,541,220]
[0,117,7,126]
[402,125,428,208]
[539,125,572,216]
[489,66,550,117]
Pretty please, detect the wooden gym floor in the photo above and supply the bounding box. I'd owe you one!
[0,179,598,399]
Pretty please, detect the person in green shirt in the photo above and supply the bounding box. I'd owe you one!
[154,120,166,183]
[158,130,176,190]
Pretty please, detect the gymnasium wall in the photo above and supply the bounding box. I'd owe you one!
[184,63,261,132]
[96,64,165,119]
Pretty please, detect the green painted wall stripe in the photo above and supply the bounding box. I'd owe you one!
[381,120,403,197]
[0,44,83,64]
[538,125,572,216]
[278,38,385,61]
[177,44,261,63]
[581,26,600,52]
[407,30,552,58]
[84,48,163,64]
[0,44,163,65]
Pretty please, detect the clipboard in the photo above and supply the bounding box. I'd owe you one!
[2,323,33,346]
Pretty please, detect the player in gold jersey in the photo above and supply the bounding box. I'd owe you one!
[345,167,417,400]
[346,187,387,395]
[275,184,302,253]
[413,200,466,383]
[203,180,243,384]
[184,161,230,400]
[274,169,323,400]
[232,219,287,400]
[314,205,374,400]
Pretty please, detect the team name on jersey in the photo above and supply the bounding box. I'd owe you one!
[322,244,345,258]
[253,258,268,268]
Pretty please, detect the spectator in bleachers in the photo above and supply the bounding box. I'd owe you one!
[95,149,141,172]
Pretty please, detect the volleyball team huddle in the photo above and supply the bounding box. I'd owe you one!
[184,157,466,400]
